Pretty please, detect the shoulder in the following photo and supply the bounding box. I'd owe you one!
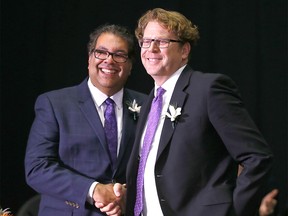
[185,69,238,90]
[190,70,233,84]
[35,86,78,105]
[42,86,77,96]
[37,79,87,101]
[181,67,240,97]
[34,80,88,108]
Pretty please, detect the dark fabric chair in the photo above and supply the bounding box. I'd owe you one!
[17,194,40,216]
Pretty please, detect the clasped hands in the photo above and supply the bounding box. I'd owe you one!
[93,183,126,216]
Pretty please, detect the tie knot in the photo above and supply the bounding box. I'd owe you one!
[156,87,165,97]
[105,98,114,106]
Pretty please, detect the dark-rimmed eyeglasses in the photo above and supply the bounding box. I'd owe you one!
[92,49,129,63]
[139,38,183,48]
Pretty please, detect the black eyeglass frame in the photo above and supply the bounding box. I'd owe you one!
[92,49,129,63]
[138,38,183,48]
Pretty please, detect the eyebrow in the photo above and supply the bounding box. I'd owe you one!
[95,46,128,54]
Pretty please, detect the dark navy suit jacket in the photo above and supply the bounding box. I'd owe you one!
[126,66,273,216]
[25,78,147,216]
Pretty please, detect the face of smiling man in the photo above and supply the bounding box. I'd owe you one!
[88,32,132,96]
[140,21,190,86]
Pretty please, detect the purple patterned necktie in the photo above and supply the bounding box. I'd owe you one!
[104,98,117,168]
[134,87,166,216]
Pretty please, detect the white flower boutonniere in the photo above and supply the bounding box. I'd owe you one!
[127,99,141,121]
[165,104,182,128]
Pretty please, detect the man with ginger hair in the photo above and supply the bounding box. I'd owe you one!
[126,8,273,216]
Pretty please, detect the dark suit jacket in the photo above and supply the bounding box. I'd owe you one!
[126,66,273,216]
[25,78,147,216]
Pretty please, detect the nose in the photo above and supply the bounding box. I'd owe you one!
[148,41,160,52]
[105,53,114,62]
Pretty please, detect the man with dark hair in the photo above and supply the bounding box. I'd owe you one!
[25,24,147,216]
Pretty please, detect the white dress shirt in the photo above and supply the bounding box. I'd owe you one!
[87,77,124,204]
[142,65,185,216]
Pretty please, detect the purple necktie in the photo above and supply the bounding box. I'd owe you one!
[134,87,166,216]
[104,98,117,168]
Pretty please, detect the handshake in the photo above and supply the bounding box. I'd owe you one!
[93,183,126,216]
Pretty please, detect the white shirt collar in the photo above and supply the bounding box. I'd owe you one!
[154,64,186,95]
[87,78,123,109]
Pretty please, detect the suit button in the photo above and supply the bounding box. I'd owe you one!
[156,174,162,178]
[160,198,165,202]
[65,201,79,208]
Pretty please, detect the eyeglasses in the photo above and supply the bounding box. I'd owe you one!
[92,49,129,63]
[139,38,183,48]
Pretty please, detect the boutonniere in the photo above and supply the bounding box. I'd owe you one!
[0,207,13,216]
[165,104,182,128]
[126,99,141,121]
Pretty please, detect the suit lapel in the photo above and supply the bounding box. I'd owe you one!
[132,91,155,157]
[116,90,135,166]
[76,79,110,157]
[77,82,138,172]
[156,68,193,160]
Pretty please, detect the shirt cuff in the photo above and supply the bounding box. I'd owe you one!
[87,181,98,204]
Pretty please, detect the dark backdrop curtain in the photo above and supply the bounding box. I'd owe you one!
[1,0,287,214]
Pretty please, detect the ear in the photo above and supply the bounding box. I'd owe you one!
[182,42,191,59]
[128,62,132,75]
[88,54,93,63]
[88,55,93,69]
